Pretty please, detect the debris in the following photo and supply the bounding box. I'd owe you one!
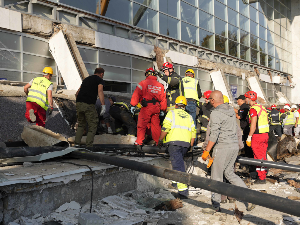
[169,198,183,210]
[287,196,300,200]
[101,196,137,212]
[277,135,298,160]
[23,162,33,167]
[266,178,277,184]
[234,203,244,224]
[55,201,81,213]
[78,213,104,225]
[287,180,300,189]
[4,173,14,176]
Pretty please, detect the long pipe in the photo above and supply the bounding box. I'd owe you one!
[70,150,300,217]
[236,156,300,172]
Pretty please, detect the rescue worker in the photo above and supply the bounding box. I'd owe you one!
[159,62,184,112]
[198,90,213,142]
[24,67,54,127]
[201,90,255,213]
[182,69,202,126]
[75,68,106,149]
[131,68,167,151]
[109,97,137,137]
[158,96,196,199]
[281,105,294,136]
[291,105,300,138]
[245,91,269,184]
[268,104,282,138]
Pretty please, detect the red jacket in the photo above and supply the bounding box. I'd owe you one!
[131,76,167,111]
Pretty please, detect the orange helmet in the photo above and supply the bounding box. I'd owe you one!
[203,90,212,99]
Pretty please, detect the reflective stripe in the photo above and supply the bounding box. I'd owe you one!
[168,77,171,84]
[29,89,47,97]
[258,124,269,129]
[201,127,207,131]
[137,84,142,90]
[165,117,172,123]
[172,125,192,131]
[202,115,209,120]
[27,95,48,106]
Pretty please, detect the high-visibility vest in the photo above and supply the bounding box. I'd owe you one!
[26,77,52,110]
[284,111,295,125]
[182,77,199,101]
[249,104,269,133]
[163,108,196,144]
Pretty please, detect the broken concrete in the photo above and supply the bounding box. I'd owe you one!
[0,84,25,97]
[22,14,53,37]
[68,134,136,145]
[277,134,298,160]
[62,24,95,46]
[21,125,68,147]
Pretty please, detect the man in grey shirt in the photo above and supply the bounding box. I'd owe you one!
[201,90,255,213]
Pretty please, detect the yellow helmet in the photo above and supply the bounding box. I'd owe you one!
[185,69,195,76]
[175,96,187,106]
[223,95,229,103]
[137,103,142,108]
[42,67,53,75]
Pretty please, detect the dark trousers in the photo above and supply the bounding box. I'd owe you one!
[270,125,282,138]
[110,107,136,136]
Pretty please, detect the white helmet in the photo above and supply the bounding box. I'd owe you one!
[291,105,297,109]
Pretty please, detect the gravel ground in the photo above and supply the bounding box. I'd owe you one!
[0,97,75,142]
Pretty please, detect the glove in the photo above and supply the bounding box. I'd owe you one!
[207,158,214,168]
[48,107,53,115]
[246,136,252,147]
[158,139,164,149]
[160,111,165,117]
[100,105,106,116]
[131,107,135,114]
[202,150,210,161]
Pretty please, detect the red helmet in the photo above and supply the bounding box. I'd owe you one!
[271,104,277,109]
[244,91,257,101]
[203,90,212,99]
[285,103,290,107]
[161,62,174,71]
[145,67,155,76]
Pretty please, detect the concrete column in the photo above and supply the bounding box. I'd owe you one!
[0,0,4,7]
[291,0,300,103]
[28,0,33,14]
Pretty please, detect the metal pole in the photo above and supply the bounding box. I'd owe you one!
[70,150,300,217]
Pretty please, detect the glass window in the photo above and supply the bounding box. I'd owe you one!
[199,10,214,32]
[239,0,249,17]
[181,22,197,44]
[266,4,274,19]
[240,44,250,61]
[132,57,152,70]
[4,0,28,12]
[228,8,238,26]
[274,9,281,21]
[274,21,281,35]
[199,29,214,50]
[215,35,227,54]
[228,24,238,41]
[274,0,280,11]
[251,49,258,63]
[159,0,179,18]
[0,31,20,51]
[198,70,211,81]
[85,63,97,75]
[23,54,55,73]
[0,51,20,70]
[183,0,196,6]
[78,48,97,63]
[268,56,275,68]
[181,1,197,25]
[214,0,226,21]
[259,38,267,53]
[259,12,266,27]
[159,14,179,39]
[33,4,53,19]
[229,40,238,57]
[275,47,281,59]
[250,6,258,22]
[240,30,249,46]
[275,59,281,70]
[24,37,52,57]
[258,0,265,13]
[99,51,130,67]
[132,70,144,83]
[134,0,157,9]
[104,81,131,93]
[250,34,258,49]
[101,65,131,82]
[259,26,266,40]
[215,18,226,37]
[60,0,100,14]
[0,70,21,81]
[133,4,157,32]
[240,15,249,32]
[199,80,214,92]
[104,0,130,24]
[260,52,267,66]
[227,0,238,10]
[198,0,213,14]
[267,30,274,44]
[250,21,258,37]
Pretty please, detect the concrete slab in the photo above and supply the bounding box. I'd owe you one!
[22,14,52,36]
[68,134,136,145]
[0,8,21,32]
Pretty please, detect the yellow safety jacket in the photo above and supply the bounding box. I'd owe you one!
[249,104,269,133]
[162,108,197,147]
[26,77,52,110]
[182,77,199,102]
[284,111,295,125]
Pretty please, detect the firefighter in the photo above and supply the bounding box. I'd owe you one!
[109,97,137,137]
[198,90,213,142]
[158,96,196,199]
[130,68,167,152]
[268,104,282,138]
[159,62,184,112]
[182,69,202,126]
[281,105,294,136]
[245,91,269,184]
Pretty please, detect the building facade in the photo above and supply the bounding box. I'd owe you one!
[0,0,299,103]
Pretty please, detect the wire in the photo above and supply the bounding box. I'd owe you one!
[61,161,94,213]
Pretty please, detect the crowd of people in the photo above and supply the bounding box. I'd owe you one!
[23,64,299,213]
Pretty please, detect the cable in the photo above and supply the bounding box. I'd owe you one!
[61,161,94,213]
